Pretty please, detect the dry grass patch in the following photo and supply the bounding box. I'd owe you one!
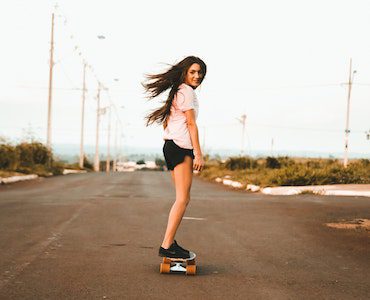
[0,170,24,178]
[326,219,370,231]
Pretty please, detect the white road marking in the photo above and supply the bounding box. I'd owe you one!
[183,217,206,221]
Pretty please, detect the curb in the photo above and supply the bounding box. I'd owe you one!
[1,169,87,185]
[213,177,370,197]
[215,176,243,188]
[62,169,87,175]
[261,186,370,197]
[1,174,39,184]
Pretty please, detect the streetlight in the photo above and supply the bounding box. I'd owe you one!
[93,34,106,172]
[105,103,112,173]
[79,61,87,169]
[343,58,356,168]
[93,82,103,171]
[46,13,55,152]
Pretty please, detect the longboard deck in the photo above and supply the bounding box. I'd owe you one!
[160,251,197,275]
[163,251,196,262]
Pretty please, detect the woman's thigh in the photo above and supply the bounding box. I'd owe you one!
[170,171,175,185]
[173,156,193,200]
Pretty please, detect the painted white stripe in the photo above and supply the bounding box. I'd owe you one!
[183,217,206,221]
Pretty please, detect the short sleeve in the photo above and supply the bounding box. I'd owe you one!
[176,86,195,112]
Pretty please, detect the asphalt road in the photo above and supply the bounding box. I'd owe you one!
[0,172,369,299]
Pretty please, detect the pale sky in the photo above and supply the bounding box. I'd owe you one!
[0,0,369,157]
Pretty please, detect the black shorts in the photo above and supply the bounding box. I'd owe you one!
[163,139,195,171]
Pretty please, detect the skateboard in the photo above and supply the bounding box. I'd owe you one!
[159,251,196,275]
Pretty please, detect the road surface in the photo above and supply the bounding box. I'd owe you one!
[0,172,369,299]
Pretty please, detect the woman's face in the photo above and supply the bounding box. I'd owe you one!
[184,63,204,88]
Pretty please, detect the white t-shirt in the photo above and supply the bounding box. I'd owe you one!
[163,83,199,149]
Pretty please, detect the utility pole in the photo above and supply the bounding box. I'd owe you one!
[271,138,274,157]
[343,58,356,168]
[94,83,102,172]
[119,131,124,164]
[237,114,247,155]
[46,13,55,151]
[106,105,112,173]
[113,120,118,172]
[79,62,87,169]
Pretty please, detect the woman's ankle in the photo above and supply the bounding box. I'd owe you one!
[161,240,174,249]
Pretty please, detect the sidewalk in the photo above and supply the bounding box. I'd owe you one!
[261,184,370,197]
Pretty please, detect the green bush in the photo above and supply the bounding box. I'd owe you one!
[224,156,257,170]
[276,156,295,167]
[16,142,52,167]
[83,156,93,170]
[267,163,369,186]
[50,161,65,176]
[15,166,33,175]
[265,157,281,169]
[0,144,19,169]
[63,156,93,171]
[0,141,68,176]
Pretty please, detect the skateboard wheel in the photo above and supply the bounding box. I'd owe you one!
[187,259,196,265]
[160,263,170,274]
[163,257,171,264]
[186,265,196,275]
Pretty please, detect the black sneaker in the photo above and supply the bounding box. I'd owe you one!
[158,241,190,259]
[173,240,189,254]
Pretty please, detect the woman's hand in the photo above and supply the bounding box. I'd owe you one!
[193,155,204,172]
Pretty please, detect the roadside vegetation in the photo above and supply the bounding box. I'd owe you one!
[2,137,368,187]
[199,156,370,188]
[0,140,93,177]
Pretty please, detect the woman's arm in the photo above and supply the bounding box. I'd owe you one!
[184,109,204,171]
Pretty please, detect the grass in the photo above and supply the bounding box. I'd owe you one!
[198,157,370,188]
[0,170,25,178]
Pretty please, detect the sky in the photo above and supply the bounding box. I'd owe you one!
[0,0,369,158]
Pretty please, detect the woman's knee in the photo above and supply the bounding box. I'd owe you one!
[173,198,189,210]
[175,193,190,204]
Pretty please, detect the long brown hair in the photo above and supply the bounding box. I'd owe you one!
[143,56,207,127]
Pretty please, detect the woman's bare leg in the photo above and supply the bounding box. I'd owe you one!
[170,170,175,185]
[161,156,193,249]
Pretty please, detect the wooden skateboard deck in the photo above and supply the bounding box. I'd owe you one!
[159,251,196,275]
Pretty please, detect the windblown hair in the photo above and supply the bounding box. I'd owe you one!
[143,56,207,128]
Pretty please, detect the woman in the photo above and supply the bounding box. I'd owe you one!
[143,56,207,259]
